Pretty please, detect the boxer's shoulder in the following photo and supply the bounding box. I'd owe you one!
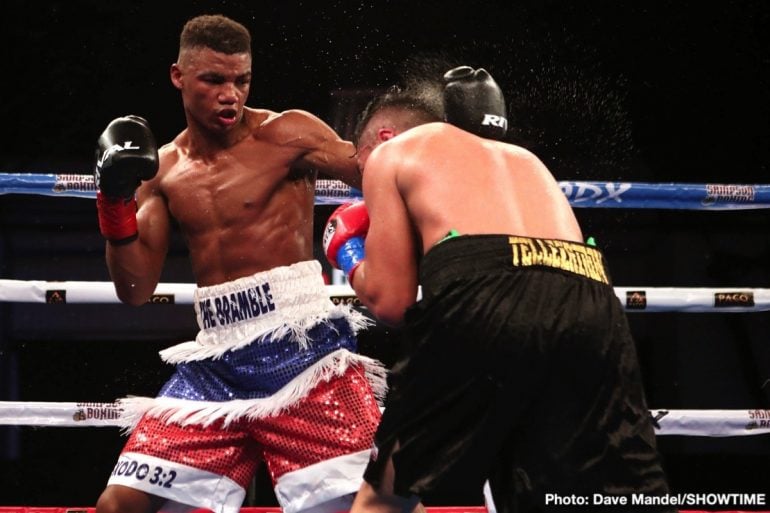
[252,108,336,148]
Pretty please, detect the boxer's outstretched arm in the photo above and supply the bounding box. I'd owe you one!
[274,109,361,189]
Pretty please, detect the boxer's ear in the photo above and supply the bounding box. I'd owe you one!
[377,128,396,142]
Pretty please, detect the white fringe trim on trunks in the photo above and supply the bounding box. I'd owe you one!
[159,260,371,363]
[117,349,388,431]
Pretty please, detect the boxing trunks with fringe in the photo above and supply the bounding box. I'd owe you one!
[108,261,386,513]
[364,235,672,512]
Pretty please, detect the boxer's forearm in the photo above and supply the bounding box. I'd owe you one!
[350,262,413,327]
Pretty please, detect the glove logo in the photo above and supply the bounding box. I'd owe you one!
[95,141,142,188]
[96,141,142,170]
[481,114,507,129]
[322,219,337,254]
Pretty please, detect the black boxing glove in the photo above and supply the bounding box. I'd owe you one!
[94,115,159,244]
[95,115,159,198]
[443,66,508,140]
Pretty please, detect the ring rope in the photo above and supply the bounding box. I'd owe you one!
[1,401,768,437]
[1,173,770,209]
[0,173,359,205]
[1,279,767,312]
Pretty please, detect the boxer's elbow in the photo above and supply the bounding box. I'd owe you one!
[116,288,149,306]
[354,265,415,326]
[369,303,406,327]
[364,290,415,327]
[113,281,154,306]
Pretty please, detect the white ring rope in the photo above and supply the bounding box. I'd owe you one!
[0,279,768,312]
[2,281,767,438]
[1,401,768,437]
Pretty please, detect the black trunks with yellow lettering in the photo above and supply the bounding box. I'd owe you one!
[364,234,671,511]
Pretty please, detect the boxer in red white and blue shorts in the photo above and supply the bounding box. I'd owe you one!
[92,14,383,513]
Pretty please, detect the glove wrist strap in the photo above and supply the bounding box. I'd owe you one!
[337,237,365,284]
[96,191,139,245]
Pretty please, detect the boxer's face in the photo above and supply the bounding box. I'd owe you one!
[171,46,252,133]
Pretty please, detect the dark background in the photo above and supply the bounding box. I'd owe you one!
[1,0,769,507]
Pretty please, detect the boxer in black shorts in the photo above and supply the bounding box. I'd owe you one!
[324,67,674,512]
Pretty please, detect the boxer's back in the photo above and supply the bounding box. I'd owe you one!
[390,122,584,252]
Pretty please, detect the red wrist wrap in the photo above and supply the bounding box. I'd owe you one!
[96,191,138,244]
